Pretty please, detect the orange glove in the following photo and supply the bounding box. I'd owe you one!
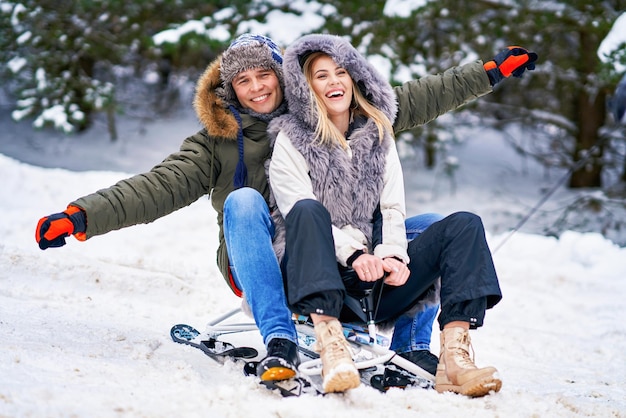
[484,46,538,86]
[36,206,87,250]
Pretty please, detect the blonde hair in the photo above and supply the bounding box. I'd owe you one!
[303,52,393,149]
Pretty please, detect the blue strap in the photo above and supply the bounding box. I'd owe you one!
[229,105,247,189]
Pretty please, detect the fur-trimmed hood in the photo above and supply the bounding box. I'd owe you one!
[192,55,240,141]
[280,34,398,130]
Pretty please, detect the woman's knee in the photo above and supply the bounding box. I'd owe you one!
[447,211,484,229]
[288,199,329,221]
[285,200,334,246]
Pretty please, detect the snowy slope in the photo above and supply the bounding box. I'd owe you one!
[1,150,625,418]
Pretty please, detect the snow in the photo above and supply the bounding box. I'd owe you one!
[598,12,626,72]
[383,0,430,18]
[152,20,213,45]
[151,1,328,48]
[1,108,625,417]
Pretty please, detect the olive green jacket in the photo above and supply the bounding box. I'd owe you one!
[71,56,271,295]
[71,56,491,295]
[393,63,491,132]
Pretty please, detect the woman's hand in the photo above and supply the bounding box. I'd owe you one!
[382,257,410,286]
[352,254,409,286]
[352,253,384,282]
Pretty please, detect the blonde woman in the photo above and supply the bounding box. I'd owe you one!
[269,34,508,396]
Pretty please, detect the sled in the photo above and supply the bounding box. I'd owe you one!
[200,285,436,386]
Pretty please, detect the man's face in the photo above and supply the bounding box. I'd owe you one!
[231,68,283,114]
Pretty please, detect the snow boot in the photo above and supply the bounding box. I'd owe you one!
[435,327,502,397]
[256,338,300,381]
[398,349,438,376]
[314,319,360,393]
[380,350,438,390]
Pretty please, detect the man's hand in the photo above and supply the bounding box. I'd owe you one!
[36,206,86,250]
[484,46,538,86]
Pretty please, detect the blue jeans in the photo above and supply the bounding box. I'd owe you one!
[389,213,444,353]
[222,188,297,346]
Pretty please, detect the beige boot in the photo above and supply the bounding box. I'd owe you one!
[435,327,502,397]
[314,319,360,393]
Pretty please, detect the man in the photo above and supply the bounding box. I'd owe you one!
[36,34,301,382]
[35,33,537,387]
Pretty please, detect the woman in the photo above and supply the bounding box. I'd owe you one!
[269,34,503,397]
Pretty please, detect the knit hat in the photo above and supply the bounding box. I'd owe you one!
[218,33,285,106]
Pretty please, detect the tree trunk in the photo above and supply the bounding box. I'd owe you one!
[424,130,437,168]
[568,88,606,188]
[568,30,606,189]
[107,105,118,142]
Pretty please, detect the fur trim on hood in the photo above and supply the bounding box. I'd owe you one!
[192,55,240,141]
[280,34,398,130]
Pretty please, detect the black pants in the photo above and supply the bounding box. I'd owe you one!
[281,199,502,329]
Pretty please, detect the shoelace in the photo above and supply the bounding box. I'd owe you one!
[448,332,476,368]
[322,337,353,364]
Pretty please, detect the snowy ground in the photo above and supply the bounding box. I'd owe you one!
[1,109,625,417]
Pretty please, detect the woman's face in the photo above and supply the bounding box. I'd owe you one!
[309,55,353,120]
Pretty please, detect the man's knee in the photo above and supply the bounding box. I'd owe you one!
[224,187,264,215]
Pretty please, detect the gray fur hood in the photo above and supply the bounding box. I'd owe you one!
[280,34,398,129]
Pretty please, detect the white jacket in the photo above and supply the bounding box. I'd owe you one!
[270,130,409,266]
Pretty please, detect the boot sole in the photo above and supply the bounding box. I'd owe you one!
[323,369,361,393]
[259,366,297,382]
[436,371,502,397]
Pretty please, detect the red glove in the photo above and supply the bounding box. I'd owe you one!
[36,206,87,250]
[484,46,538,86]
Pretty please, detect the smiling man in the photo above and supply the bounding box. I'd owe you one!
[231,68,284,114]
[36,34,303,382]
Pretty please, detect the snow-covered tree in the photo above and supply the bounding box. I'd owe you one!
[335,0,625,190]
[0,1,141,135]
[0,0,224,139]
[1,0,624,189]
